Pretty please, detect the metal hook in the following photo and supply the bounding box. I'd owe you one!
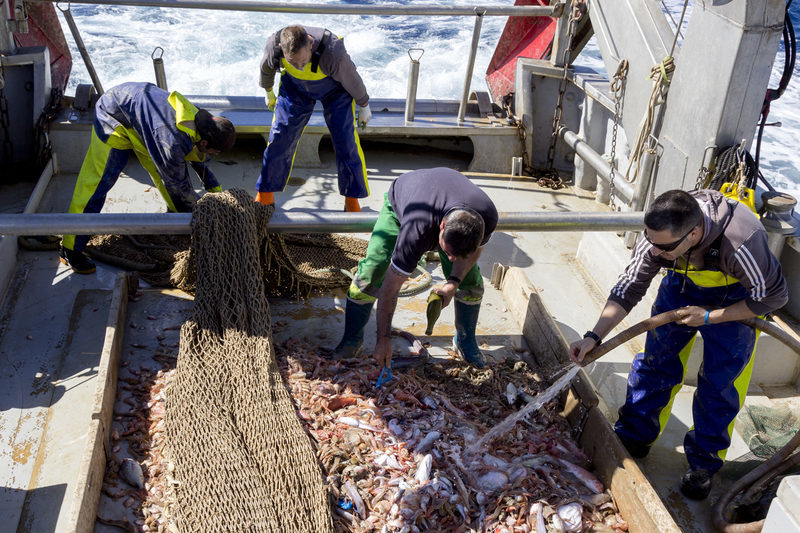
[152,46,165,60]
[407,48,424,63]
[56,0,71,13]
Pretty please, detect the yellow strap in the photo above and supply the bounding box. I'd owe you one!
[281,57,328,81]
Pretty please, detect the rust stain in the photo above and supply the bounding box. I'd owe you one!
[11,440,33,464]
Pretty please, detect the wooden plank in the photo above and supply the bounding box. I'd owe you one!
[500,266,681,533]
[65,272,129,533]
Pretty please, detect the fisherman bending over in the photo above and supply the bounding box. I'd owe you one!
[255,25,371,212]
[569,189,788,500]
[332,167,498,369]
[60,82,235,274]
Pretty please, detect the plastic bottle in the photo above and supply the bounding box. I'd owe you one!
[425,292,442,335]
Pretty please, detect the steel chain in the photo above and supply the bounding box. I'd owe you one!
[33,88,63,166]
[608,59,629,211]
[0,55,13,162]
[545,0,584,174]
[503,97,533,175]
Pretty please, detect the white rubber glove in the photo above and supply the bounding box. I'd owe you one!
[265,89,276,112]
[357,104,372,128]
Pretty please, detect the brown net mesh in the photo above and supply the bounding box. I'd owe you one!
[163,189,339,532]
[85,213,367,296]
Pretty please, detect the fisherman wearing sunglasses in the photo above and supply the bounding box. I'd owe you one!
[569,189,787,501]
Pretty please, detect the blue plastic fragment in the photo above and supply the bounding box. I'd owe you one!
[376,365,393,389]
[337,497,353,510]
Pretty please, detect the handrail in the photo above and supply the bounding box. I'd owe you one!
[38,0,565,141]
[0,211,645,235]
[34,0,562,16]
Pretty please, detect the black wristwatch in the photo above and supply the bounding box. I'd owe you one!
[446,275,462,285]
[583,331,602,345]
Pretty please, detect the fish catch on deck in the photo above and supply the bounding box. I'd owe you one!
[276,336,628,533]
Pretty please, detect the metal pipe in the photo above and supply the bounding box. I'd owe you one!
[60,7,104,95]
[405,49,423,123]
[559,126,634,202]
[0,211,645,236]
[35,0,558,16]
[152,47,168,90]
[458,9,485,123]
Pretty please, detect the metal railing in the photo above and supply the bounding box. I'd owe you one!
[0,211,645,235]
[36,0,564,121]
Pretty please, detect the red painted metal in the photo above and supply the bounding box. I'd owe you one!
[485,0,556,103]
[11,0,73,92]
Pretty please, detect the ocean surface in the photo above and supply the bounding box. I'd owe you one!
[57,0,800,202]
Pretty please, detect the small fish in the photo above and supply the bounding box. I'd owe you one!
[505,383,518,405]
[533,502,546,533]
[120,458,145,489]
[338,416,383,433]
[344,480,367,519]
[416,431,441,454]
[557,458,604,494]
[388,419,403,435]
[415,454,433,484]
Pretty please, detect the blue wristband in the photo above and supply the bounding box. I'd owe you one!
[704,310,710,325]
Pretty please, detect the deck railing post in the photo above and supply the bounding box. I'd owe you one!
[59,5,104,95]
[457,8,485,123]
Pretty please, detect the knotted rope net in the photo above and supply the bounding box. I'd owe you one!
[163,189,345,532]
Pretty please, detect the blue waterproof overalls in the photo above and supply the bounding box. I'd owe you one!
[614,262,759,474]
[256,45,369,198]
[63,82,219,252]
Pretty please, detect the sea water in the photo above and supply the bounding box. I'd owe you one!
[57,0,800,201]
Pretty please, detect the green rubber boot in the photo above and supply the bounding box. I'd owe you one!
[332,298,374,359]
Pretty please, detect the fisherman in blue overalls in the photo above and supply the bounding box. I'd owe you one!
[255,25,371,212]
[60,82,236,274]
[570,189,788,501]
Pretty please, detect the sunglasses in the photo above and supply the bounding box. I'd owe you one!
[643,226,694,252]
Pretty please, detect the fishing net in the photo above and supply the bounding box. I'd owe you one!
[84,215,367,295]
[713,404,800,521]
[162,189,344,532]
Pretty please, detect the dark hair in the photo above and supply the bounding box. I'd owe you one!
[441,208,485,258]
[644,189,703,234]
[195,109,235,152]
[280,25,310,56]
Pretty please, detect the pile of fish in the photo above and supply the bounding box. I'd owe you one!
[276,336,629,533]
[100,340,179,532]
[99,329,627,533]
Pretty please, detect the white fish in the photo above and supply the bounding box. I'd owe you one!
[120,458,145,489]
[505,383,518,405]
[388,419,403,435]
[374,453,403,470]
[557,502,583,532]
[338,416,383,433]
[344,480,367,519]
[557,458,604,494]
[415,454,433,484]
[533,502,546,533]
[416,431,441,453]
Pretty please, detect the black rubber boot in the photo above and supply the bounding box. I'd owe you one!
[332,298,374,359]
[617,434,651,458]
[59,246,96,274]
[680,468,713,500]
[453,299,485,368]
